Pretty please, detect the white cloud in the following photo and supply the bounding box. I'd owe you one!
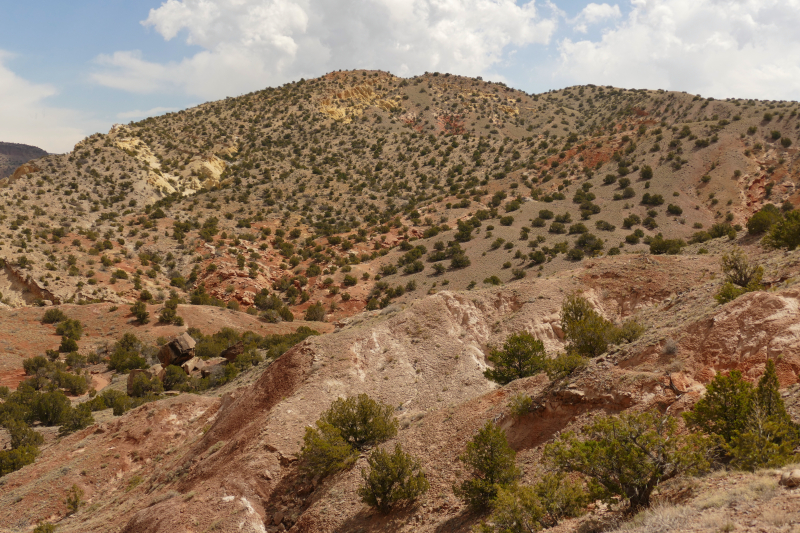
[557,0,800,100]
[91,0,558,100]
[571,3,621,33]
[0,51,95,154]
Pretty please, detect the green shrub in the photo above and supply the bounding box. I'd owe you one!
[107,333,148,373]
[158,299,183,325]
[64,484,83,516]
[566,248,585,261]
[53,370,91,395]
[59,336,78,353]
[721,248,761,287]
[666,204,683,215]
[112,395,132,416]
[559,294,637,358]
[31,391,71,426]
[708,222,736,239]
[545,411,710,510]
[358,444,429,513]
[321,394,398,450]
[763,210,800,250]
[534,472,588,527]
[454,422,520,510]
[163,365,189,391]
[684,369,753,446]
[684,361,799,470]
[474,484,543,533]
[304,302,326,322]
[56,319,83,340]
[129,372,163,398]
[0,445,39,477]
[450,253,471,269]
[649,235,685,255]
[300,394,398,478]
[611,319,646,344]
[476,475,595,532]
[715,283,749,304]
[508,393,533,417]
[33,523,57,533]
[130,301,150,324]
[23,356,50,376]
[6,419,43,449]
[546,352,588,380]
[234,350,263,371]
[299,421,357,477]
[58,404,95,436]
[85,389,127,411]
[747,204,781,235]
[484,332,548,385]
[41,308,68,324]
[715,248,763,304]
[65,352,87,369]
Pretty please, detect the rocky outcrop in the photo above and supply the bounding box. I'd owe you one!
[1,263,61,305]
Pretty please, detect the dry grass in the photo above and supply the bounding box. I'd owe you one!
[610,503,694,533]
[694,473,778,510]
[762,509,794,527]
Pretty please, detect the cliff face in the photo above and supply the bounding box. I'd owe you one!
[0,141,48,179]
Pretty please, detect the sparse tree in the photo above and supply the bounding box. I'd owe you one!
[358,444,429,513]
[455,422,520,510]
[545,411,710,510]
[484,332,548,385]
[130,301,149,324]
[321,394,398,450]
[300,421,357,477]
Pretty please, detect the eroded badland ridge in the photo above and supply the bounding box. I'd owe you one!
[0,71,799,532]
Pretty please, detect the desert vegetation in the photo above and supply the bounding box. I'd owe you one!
[1,70,800,532]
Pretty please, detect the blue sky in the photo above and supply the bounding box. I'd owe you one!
[3,0,800,153]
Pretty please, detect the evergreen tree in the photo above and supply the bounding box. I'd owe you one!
[546,411,709,510]
[454,422,520,510]
[684,362,799,470]
[754,359,788,421]
[683,370,753,445]
[358,444,429,513]
[484,332,548,385]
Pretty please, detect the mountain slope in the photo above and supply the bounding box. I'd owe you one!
[1,71,800,533]
[0,71,798,318]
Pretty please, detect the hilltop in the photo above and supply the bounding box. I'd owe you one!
[0,71,799,533]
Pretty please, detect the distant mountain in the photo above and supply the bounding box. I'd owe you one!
[0,141,48,179]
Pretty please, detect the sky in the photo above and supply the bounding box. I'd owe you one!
[2,0,800,154]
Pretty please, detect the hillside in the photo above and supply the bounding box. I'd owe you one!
[0,71,799,533]
[0,142,48,180]
[0,71,798,316]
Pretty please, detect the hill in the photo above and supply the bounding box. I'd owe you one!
[0,71,798,316]
[0,71,799,533]
[0,142,48,180]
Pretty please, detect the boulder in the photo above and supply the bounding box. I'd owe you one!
[158,332,197,367]
[181,357,204,375]
[150,364,166,381]
[221,341,244,362]
[779,469,800,488]
[201,357,228,377]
